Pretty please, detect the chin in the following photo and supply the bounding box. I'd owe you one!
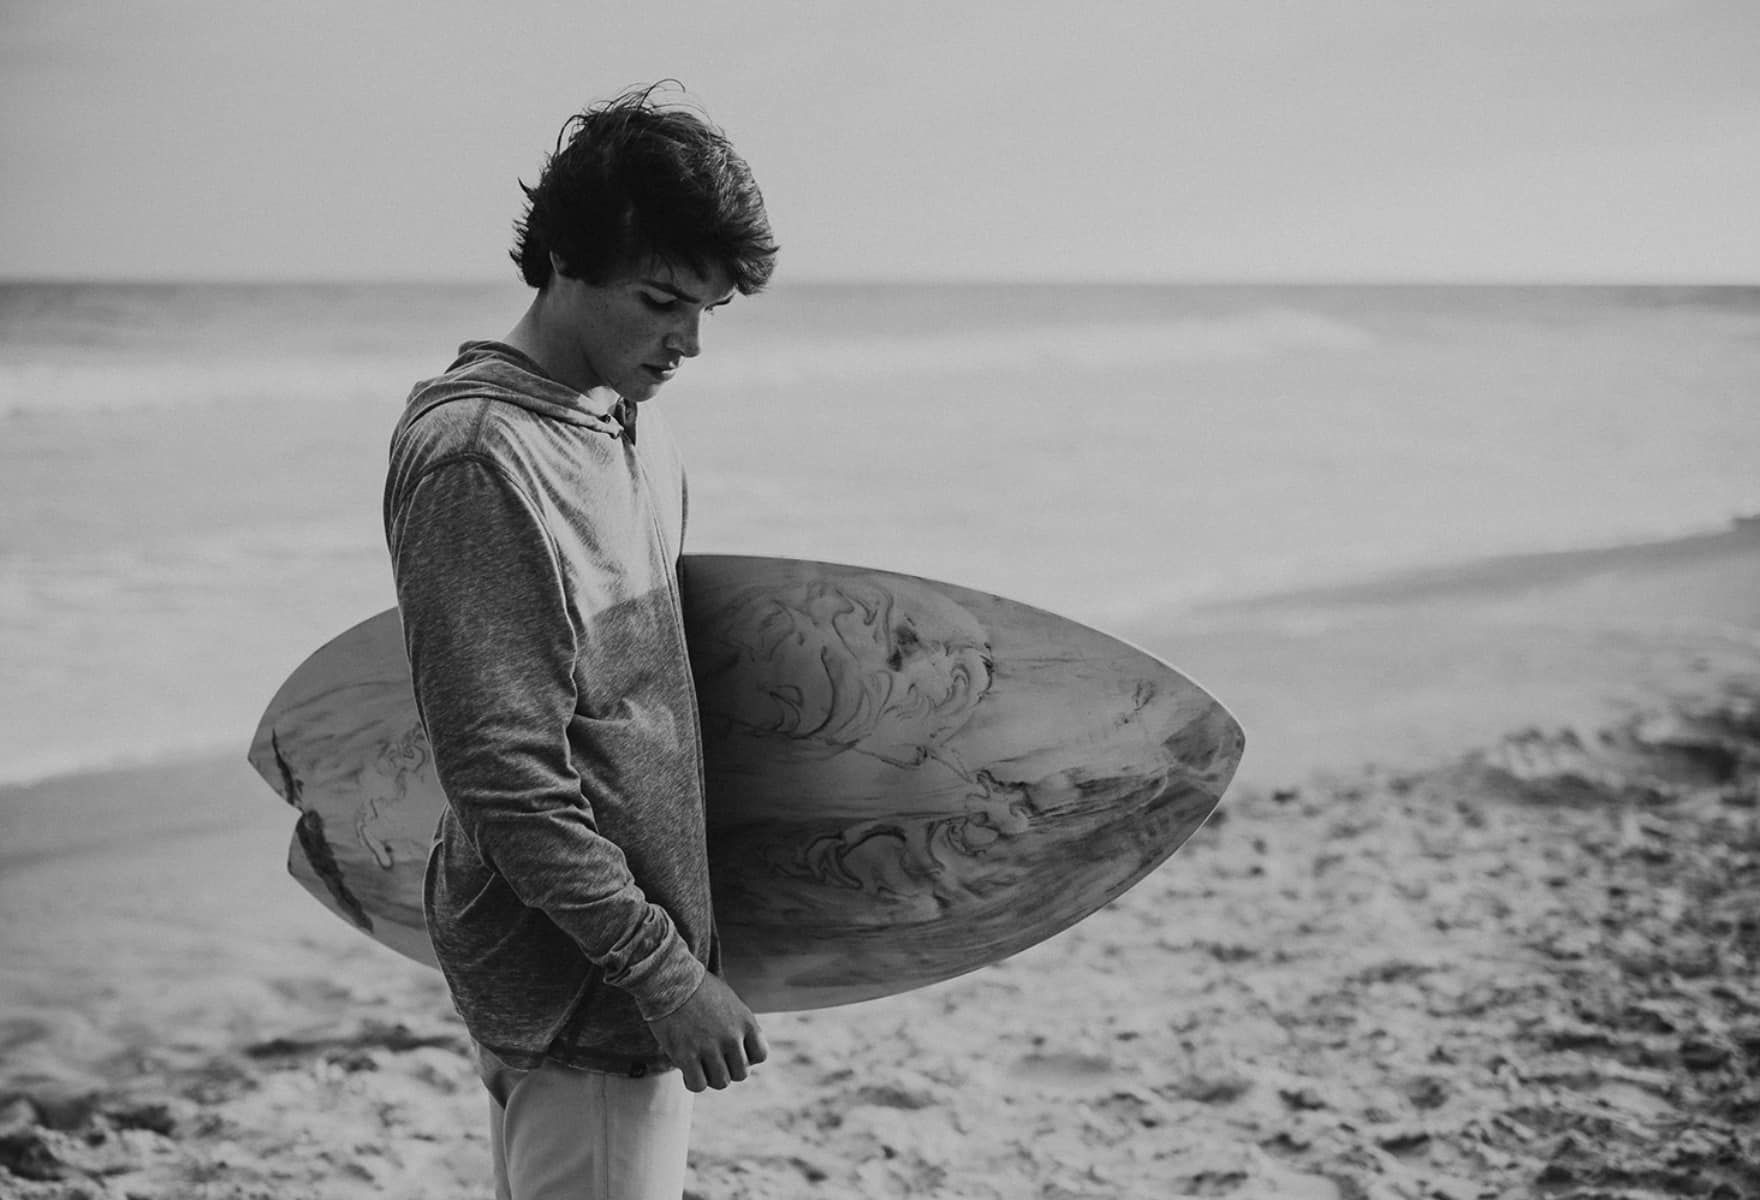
[621,376,663,404]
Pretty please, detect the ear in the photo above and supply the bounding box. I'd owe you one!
[549,251,573,280]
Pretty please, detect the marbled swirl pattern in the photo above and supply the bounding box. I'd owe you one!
[249,556,1243,1012]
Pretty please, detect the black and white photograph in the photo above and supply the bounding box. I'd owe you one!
[2,3,1757,1197]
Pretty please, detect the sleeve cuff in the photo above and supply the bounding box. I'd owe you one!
[626,932,708,1023]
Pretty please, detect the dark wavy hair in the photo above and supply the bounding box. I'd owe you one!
[510,83,778,294]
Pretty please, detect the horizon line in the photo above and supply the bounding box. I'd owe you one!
[2,273,1758,290]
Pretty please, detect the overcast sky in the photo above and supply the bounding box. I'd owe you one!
[3,0,1756,283]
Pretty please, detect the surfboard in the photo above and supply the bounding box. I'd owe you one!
[247,555,1244,1012]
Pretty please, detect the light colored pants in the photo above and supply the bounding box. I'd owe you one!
[479,1048,695,1200]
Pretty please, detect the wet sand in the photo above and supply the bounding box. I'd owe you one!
[3,527,1757,1198]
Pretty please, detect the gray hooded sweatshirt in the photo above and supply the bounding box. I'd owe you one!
[384,341,715,1074]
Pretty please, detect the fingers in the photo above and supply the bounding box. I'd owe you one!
[702,1045,733,1090]
[677,1054,729,1094]
[722,1044,747,1085]
[709,1036,749,1088]
[727,1015,768,1083]
[648,975,767,1092]
[678,1032,761,1093]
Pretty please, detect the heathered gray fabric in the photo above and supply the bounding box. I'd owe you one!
[383,341,715,1073]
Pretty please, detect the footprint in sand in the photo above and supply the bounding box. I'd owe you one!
[1007,1050,1117,1091]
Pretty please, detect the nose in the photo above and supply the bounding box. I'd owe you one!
[669,312,703,359]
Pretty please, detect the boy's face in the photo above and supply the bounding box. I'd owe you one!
[550,255,738,404]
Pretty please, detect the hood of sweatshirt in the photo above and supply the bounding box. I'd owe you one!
[403,340,632,439]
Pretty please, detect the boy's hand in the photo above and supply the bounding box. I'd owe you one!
[646,972,768,1093]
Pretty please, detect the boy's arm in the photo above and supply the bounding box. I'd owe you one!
[388,456,705,1020]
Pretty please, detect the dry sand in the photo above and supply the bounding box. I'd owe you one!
[2,528,1757,1199]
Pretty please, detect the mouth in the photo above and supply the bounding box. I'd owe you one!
[643,362,679,382]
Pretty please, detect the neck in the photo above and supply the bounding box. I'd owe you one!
[504,291,602,396]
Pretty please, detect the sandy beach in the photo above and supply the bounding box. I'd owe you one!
[3,526,1757,1199]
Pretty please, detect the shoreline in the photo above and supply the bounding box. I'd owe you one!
[1186,521,1759,615]
[3,520,1753,799]
[1124,520,1760,788]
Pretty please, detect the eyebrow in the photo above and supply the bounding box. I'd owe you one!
[642,278,735,307]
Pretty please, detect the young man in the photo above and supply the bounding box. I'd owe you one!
[382,86,778,1199]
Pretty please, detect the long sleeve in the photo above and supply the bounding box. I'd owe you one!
[388,456,705,1020]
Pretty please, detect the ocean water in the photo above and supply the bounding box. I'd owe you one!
[1,281,1757,785]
